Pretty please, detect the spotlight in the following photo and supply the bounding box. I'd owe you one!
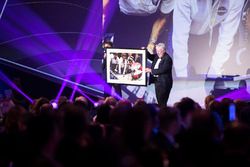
[50,98,59,109]
[0,0,8,20]
[51,101,58,109]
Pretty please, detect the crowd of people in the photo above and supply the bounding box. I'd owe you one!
[0,93,250,167]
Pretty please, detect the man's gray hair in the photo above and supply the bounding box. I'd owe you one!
[156,43,166,50]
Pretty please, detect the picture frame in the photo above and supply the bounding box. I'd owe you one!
[106,48,147,86]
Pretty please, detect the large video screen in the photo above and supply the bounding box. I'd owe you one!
[104,0,250,77]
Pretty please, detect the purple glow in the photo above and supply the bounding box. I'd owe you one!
[76,0,102,51]
[0,4,72,75]
[69,86,77,101]
[216,87,250,101]
[0,0,8,20]
[0,2,82,96]
[55,81,67,103]
[71,0,118,91]
[0,1,117,101]
[5,4,71,52]
[76,88,96,104]
[67,71,123,100]
[65,0,102,97]
[0,70,33,103]
[102,0,118,33]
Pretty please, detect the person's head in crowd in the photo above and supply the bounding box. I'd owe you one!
[238,106,250,126]
[223,122,250,167]
[159,107,180,137]
[95,99,105,106]
[208,99,221,110]
[116,99,132,111]
[95,103,112,125]
[134,98,146,106]
[31,97,50,114]
[234,99,248,118]
[104,96,117,108]
[134,101,161,134]
[191,112,223,142]
[176,97,197,130]
[75,96,88,106]
[39,103,53,115]
[205,95,215,110]
[221,98,234,104]
[74,96,89,111]
[26,112,62,158]
[122,104,153,151]
[0,99,15,116]
[62,103,88,139]
[180,112,224,167]
[58,96,70,109]
[109,106,129,128]
[102,41,113,49]
[4,105,27,133]
[108,100,132,128]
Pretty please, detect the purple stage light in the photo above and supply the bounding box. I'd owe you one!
[71,0,118,91]
[102,0,118,33]
[76,87,96,105]
[0,69,33,103]
[63,0,102,96]
[55,80,67,103]
[0,2,102,88]
[69,72,120,100]
[216,87,250,101]
[76,0,102,50]
[0,2,74,75]
[4,3,71,52]
[0,0,8,20]
[69,85,77,102]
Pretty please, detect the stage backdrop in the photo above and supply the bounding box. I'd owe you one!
[104,0,250,77]
[103,0,250,104]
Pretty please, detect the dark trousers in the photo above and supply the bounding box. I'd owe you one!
[155,82,172,107]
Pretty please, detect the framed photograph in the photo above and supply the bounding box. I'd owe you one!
[106,48,147,86]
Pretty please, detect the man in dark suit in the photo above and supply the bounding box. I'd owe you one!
[145,43,173,106]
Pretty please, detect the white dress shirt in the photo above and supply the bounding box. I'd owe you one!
[154,58,162,69]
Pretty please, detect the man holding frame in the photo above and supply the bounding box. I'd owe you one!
[145,43,173,106]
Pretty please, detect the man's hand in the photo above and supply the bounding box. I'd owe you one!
[147,43,155,54]
[145,68,152,73]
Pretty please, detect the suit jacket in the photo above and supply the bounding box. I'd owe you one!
[146,50,173,87]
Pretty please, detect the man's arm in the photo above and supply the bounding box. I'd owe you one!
[172,0,192,76]
[146,49,155,61]
[211,0,245,69]
[147,13,168,53]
